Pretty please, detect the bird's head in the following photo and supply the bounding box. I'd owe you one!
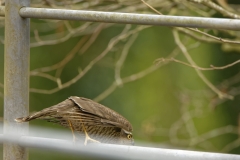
[119,129,134,145]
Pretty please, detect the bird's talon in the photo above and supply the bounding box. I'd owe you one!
[84,135,100,145]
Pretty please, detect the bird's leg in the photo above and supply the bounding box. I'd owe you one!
[80,122,100,145]
[68,120,76,143]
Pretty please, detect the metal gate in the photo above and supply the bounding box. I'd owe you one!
[1,0,240,160]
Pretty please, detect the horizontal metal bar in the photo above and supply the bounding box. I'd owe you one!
[0,6,240,30]
[18,7,240,31]
[0,132,240,160]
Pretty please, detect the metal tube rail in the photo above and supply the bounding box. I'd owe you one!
[0,134,240,160]
[0,6,240,31]
[4,0,30,160]
[19,7,240,31]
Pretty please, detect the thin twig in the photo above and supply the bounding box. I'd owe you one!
[30,72,58,82]
[141,0,163,15]
[155,57,240,71]
[191,125,238,146]
[186,28,240,45]
[30,22,92,48]
[173,30,233,100]
[79,23,105,54]
[221,138,240,152]
[115,29,138,86]
[31,36,88,73]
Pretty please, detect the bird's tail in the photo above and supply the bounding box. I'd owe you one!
[15,114,38,122]
[14,108,54,123]
[15,99,74,123]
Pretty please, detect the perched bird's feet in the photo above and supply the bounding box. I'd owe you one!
[72,135,77,144]
[84,133,100,145]
[81,122,100,145]
[68,120,77,143]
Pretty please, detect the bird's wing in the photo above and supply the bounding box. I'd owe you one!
[68,96,132,132]
[100,119,128,130]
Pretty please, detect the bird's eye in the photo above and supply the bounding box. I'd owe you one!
[127,134,132,139]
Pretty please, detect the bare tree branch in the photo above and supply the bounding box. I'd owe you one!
[173,30,233,100]
[94,47,180,102]
[115,28,138,86]
[30,25,149,94]
[155,57,240,71]
[188,0,240,19]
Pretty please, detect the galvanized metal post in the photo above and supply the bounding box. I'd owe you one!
[4,0,30,160]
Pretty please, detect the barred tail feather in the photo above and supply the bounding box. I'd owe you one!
[14,113,41,123]
[14,109,53,123]
[15,117,29,123]
[14,99,76,123]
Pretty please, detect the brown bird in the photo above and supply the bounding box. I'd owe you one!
[15,96,134,145]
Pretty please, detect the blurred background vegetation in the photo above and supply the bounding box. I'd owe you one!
[1,0,240,159]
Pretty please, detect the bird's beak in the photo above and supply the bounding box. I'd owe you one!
[131,139,135,146]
